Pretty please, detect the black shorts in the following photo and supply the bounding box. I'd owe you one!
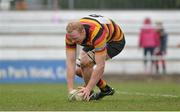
[82,36,125,58]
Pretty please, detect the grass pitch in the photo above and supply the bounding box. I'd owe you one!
[0,81,180,111]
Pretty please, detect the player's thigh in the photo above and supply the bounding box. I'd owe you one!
[79,50,95,67]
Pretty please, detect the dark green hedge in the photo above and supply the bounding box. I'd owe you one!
[57,0,180,9]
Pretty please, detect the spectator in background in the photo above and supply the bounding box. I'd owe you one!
[15,0,27,10]
[154,21,168,74]
[177,44,180,48]
[139,18,159,73]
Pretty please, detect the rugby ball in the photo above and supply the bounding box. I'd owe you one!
[74,92,84,101]
[68,89,84,101]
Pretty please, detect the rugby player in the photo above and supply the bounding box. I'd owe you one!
[65,14,125,101]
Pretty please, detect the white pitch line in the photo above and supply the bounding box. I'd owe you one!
[116,91,179,98]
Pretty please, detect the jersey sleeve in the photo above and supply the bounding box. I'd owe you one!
[93,28,107,54]
[65,34,76,50]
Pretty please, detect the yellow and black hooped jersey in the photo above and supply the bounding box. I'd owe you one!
[66,14,124,54]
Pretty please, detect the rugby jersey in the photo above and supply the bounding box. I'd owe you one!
[66,14,124,54]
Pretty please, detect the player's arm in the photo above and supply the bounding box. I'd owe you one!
[66,48,76,92]
[86,27,107,91]
[65,34,77,92]
[86,51,106,91]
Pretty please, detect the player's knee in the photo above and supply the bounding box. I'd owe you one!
[80,58,93,68]
[80,60,88,68]
[75,67,82,77]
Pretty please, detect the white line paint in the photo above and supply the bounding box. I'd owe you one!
[116,91,179,98]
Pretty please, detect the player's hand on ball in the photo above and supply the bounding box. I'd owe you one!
[79,87,91,101]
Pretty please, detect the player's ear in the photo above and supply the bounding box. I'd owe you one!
[81,28,85,33]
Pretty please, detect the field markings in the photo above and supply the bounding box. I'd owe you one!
[117,91,179,98]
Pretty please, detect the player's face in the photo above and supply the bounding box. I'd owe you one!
[68,30,85,44]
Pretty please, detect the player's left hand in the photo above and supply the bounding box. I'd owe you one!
[79,87,91,101]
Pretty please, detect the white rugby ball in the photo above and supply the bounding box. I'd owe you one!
[74,92,84,101]
[68,89,84,101]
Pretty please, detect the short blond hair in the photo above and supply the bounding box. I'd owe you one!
[66,21,84,33]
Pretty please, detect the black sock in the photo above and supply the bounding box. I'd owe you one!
[100,85,111,92]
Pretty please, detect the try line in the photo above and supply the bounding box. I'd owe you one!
[116,91,179,98]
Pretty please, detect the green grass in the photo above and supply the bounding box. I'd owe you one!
[0,81,180,111]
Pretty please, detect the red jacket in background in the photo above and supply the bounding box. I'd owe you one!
[139,25,160,48]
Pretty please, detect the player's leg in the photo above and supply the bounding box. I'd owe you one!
[75,67,82,78]
[76,64,112,96]
[77,49,112,95]
[93,37,125,100]
[76,50,94,85]
[78,50,114,100]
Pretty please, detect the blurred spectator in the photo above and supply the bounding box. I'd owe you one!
[154,21,168,74]
[139,18,159,73]
[15,0,27,10]
[177,44,180,48]
[52,11,61,23]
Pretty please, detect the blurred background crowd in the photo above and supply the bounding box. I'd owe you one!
[0,0,180,83]
[0,0,180,10]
